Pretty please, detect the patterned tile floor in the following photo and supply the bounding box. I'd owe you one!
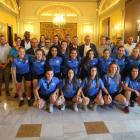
[0,82,140,140]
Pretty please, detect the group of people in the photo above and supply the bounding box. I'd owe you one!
[0,31,140,114]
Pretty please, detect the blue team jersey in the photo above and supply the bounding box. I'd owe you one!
[81,78,104,96]
[111,54,126,72]
[11,55,31,74]
[125,56,140,71]
[97,56,114,73]
[80,57,98,74]
[102,74,121,93]
[9,47,18,58]
[59,79,80,98]
[36,76,59,96]
[125,76,140,91]
[30,57,46,74]
[63,56,81,74]
[47,56,63,73]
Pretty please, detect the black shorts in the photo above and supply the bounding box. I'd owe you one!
[122,90,138,101]
[84,93,99,101]
[39,94,50,101]
[54,73,62,79]
[16,72,31,83]
[64,96,74,101]
[32,73,45,80]
[80,73,88,80]
[103,90,120,100]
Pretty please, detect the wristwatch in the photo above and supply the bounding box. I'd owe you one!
[37,98,41,101]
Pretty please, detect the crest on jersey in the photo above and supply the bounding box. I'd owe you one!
[56,60,59,63]
[52,82,55,86]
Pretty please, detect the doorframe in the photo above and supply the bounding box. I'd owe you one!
[7,23,13,47]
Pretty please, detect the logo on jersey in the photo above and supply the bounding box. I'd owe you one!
[123,59,125,61]
[25,60,28,63]
[136,82,139,86]
[56,60,59,64]
[41,62,45,65]
[51,82,55,86]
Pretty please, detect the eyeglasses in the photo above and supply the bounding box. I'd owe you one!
[47,83,49,89]
[45,42,50,43]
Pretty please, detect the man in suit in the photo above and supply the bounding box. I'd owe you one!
[21,31,31,50]
[26,38,38,55]
[69,36,80,52]
[79,35,97,58]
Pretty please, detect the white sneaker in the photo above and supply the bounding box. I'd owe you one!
[93,102,98,111]
[103,104,109,110]
[61,103,66,111]
[49,104,53,113]
[111,102,116,109]
[43,103,47,110]
[73,103,78,112]
[82,105,87,111]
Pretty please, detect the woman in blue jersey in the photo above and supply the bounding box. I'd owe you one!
[111,46,126,81]
[10,37,26,98]
[97,49,114,78]
[60,40,69,56]
[80,49,98,80]
[34,68,59,113]
[55,68,82,112]
[63,48,81,78]
[123,66,140,113]
[102,62,126,109]
[30,48,46,106]
[12,47,32,107]
[77,66,111,111]
[124,48,140,78]
[46,45,63,79]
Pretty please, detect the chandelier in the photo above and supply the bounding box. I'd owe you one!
[53,14,65,27]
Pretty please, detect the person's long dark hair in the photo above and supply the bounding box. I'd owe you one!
[47,45,63,66]
[84,49,95,70]
[65,68,77,92]
[87,66,99,90]
[60,40,70,55]
[69,48,80,62]
[130,66,140,81]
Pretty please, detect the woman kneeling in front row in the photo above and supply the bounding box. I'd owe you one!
[123,66,140,113]
[102,62,126,109]
[55,68,82,112]
[77,66,111,111]
[34,68,59,113]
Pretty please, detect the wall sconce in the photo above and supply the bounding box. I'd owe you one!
[23,23,36,38]
[84,26,92,34]
[115,24,121,33]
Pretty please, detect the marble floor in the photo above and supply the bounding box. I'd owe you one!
[0,82,140,140]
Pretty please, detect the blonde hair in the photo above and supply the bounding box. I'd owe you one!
[106,62,120,85]
[16,46,27,64]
